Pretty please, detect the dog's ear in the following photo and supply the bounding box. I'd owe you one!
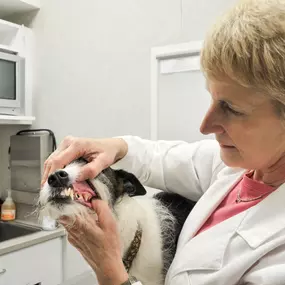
[115,169,147,197]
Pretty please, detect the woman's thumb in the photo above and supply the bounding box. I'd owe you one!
[91,199,114,229]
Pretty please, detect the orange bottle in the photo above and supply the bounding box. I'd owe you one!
[1,190,16,221]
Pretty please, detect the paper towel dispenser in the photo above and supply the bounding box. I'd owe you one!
[9,129,56,193]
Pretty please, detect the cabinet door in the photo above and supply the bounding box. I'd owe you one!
[0,238,62,285]
[62,236,92,282]
[158,68,213,143]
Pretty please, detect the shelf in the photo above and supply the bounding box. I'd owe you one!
[0,43,18,54]
[0,0,40,18]
[0,19,20,53]
[0,115,35,125]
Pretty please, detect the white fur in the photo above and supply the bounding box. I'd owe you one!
[114,195,175,285]
[64,162,83,183]
[38,166,176,285]
[92,179,111,202]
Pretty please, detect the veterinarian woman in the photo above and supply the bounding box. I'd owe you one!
[42,0,285,284]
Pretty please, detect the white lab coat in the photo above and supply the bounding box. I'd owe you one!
[113,136,285,285]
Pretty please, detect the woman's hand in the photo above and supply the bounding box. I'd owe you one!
[60,199,129,285]
[41,136,128,185]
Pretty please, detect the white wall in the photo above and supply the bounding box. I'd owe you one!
[0,0,237,194]
[9,0,237,141]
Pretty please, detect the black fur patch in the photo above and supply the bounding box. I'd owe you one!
[114,169,147,198]
[153,192,196,276]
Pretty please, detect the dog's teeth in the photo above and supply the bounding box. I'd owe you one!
[61,190,65,197]
[83,193,92,202]
[82,193,88,202]
[70,192,74,200]
[78,193,84,201]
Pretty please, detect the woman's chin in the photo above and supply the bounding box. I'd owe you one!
[220,148,243,168]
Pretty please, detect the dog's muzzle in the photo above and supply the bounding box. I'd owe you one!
[47,170,100,208]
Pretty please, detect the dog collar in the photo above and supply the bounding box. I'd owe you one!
[122,224,142,272]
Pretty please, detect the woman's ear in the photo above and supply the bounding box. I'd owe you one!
[115,169,147,197]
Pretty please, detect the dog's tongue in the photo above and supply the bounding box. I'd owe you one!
[72,181,96,209]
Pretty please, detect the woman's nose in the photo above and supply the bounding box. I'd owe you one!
[200,107,224,135]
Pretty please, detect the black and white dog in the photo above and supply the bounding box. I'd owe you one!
[38,159,195,285]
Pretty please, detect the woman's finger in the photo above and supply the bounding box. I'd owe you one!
[41,136,78,185]
[66,221,103,262]
[76,246,99,272]
[41,163,52,187]
[58,215,70,224]
[76,154,107,181]
[90,200,116,231]
[41,147,77,185]
[62,214,102,240]
[67,232,85,249]
[67,233,77,246]
[58,215,75,230]
[41,150,61,186]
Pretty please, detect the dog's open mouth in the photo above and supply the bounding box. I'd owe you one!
[56,180,100,208]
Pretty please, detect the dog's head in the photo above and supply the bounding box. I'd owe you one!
[38,158,146,221]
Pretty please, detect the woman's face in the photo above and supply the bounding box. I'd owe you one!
[200,78,285,170]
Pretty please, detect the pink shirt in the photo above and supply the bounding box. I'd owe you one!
[195,171,276,236]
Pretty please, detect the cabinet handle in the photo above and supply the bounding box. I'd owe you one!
[0,269,6,275]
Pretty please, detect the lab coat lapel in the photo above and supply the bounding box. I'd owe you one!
[166,179,285,285]
[171,210,248,271]
[177,168,245,248]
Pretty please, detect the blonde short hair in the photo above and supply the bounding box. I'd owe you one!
[201,0,285,116]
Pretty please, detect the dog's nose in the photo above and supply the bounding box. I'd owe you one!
[48,170,69,188]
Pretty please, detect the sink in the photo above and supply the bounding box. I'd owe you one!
[0,221,41,242]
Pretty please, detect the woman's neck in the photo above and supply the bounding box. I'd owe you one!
[253,154,285,187]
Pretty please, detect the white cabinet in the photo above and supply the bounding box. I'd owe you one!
[0,233,96,285]
[0,0,40,18]
[0,18,35,124]
[0,237,62,285]
[62,236,93,282]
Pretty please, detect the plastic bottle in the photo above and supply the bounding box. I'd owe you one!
[1,190,16,221]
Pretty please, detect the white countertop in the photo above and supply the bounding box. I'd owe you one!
[0,223,66,256]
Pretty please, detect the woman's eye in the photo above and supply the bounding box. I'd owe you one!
[220,101,244,116]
